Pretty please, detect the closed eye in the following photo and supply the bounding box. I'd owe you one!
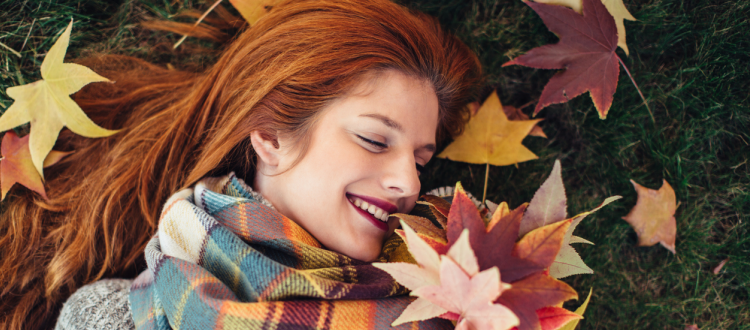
[357,135,388,150]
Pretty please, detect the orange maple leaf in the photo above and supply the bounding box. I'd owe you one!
[622,179,677,254]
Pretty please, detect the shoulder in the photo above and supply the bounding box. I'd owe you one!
[55,278,135,330]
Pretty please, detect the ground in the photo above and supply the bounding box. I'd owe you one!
[0,0,748,329]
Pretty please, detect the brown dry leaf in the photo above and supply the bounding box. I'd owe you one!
[1,131,71,200]
[0,21,118,179]
[685,325,700,330]
[438,91,541,166]
[622,179,677,254]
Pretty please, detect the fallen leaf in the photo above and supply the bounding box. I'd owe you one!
[502,0,621,119]
[438,91,541,166]
[444,183,578,330]
[495,273,578,330]
[446,183,542,283]
[550,196,620,279]
[558,288,592,330]
[0,20,118,179]
[535,307,582,330]
[374,224,519,329]
[534,0,636,55]
[1,131,70,200]
[513,219,571,270]
[622,179,677,254]
[519,160,567,237]
[712,258,729,275]
[229,0,277,25]
[467,101,546,138]
[685,325,700,330]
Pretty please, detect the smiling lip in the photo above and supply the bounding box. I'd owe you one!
[346,193,398,214]
[346,193,398,232]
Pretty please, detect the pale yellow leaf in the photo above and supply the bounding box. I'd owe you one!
[0,20,118,179]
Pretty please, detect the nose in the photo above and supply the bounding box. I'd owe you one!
[381,151,421,198]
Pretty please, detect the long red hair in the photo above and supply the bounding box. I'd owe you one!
[0,0,481,329]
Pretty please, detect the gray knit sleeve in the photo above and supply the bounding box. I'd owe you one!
[55,279,135,330]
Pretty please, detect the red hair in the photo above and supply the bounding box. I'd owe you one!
[0,0,481,329]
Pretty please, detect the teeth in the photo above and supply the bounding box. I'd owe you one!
[349,196,390,223]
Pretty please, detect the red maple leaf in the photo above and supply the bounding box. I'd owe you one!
[503,0,635,119]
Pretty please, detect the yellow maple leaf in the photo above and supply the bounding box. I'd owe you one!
[229,0,278,25]
[437,91,540,166]
[534,0,637,55]
[0,20,119,179]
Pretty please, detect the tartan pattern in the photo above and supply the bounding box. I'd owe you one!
[130,173,452,330]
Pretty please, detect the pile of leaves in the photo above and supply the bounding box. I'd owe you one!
[375,160,615,330]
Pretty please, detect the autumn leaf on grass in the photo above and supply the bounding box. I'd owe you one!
[444,183,578,330]
[516,160,619,279]
[373,222,519,329]
[468,101,547,138]
[503,0,643,119]
[551,196,620,279]
[534,0,636,55]
[622,179,677,254]
[438,91,541,166]
[1,131,71,200]
[558,288,592,330]
[230,0,278,25]
[0,20,118,179]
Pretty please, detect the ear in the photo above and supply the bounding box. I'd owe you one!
[250,130,281,168]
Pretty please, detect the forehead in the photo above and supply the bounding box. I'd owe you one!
[330,70,440,132]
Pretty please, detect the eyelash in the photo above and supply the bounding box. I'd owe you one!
[357,135,426,174]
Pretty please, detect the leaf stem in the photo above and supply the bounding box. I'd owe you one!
[482,162,489,206]
[617,55,653,123]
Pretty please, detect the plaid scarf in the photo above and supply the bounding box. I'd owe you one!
[129,173,452,330]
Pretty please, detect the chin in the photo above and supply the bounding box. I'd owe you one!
[338,243,382,262]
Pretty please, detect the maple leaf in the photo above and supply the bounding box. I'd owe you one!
[519,160,567,237]
[502,0,625,119]
[550,196,620,279]
[534,0,636,55]
[438,91,541,166]
[1,131,71,200]
[495,273,578,330]
[374,223,519,329]
[558,288,592,330]
[229,0,277,25]
[534,307,582,330]
[467,101,547,138]
[0,20,118,179]
[622,179,677,254]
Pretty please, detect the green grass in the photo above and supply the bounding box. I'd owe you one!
[1,0,748,329]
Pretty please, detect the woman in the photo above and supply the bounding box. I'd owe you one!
[0,0,481,329]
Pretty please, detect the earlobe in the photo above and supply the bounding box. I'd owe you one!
[250,130,281,168]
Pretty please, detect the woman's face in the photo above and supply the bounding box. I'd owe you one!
[253,70,439,261]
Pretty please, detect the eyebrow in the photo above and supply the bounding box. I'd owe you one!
[359,113,436,153]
